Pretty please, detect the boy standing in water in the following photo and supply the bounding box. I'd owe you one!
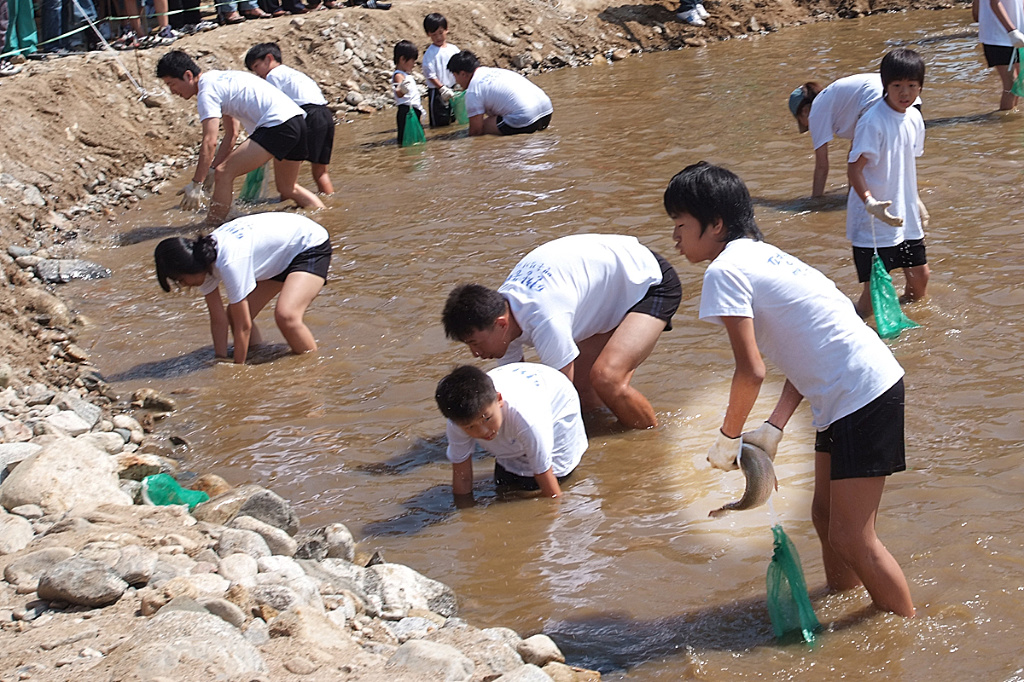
[435,363,587,500]
[847,48,929,317]
[421,12,459,128]
[392,40,425,146]
[245,42,336,196]
[157,50,325,227]
[665,161,915,617]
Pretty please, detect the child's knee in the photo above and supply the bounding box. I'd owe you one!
[274,307,303,330]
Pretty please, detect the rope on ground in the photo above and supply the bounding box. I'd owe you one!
[68,0,157,104]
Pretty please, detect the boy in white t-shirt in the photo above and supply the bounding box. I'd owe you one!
[441,234,682,430]
[664,161,915,618]
[157,51,325,227]
[973,0,1024,110]
[245,42,335,195]
[847,48,929,317]
[392,40,426,146]
[435,363,587,500]
[422,12,459,128]
[446,50,553,136]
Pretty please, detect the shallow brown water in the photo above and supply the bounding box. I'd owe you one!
[69,9,1024,679]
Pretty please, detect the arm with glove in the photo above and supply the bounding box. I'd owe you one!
[848,155,903,227]
[708,316,766,470]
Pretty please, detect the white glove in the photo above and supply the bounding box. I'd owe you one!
[1009,28,1024,47]
[741,422,783,461]
[916,196,929,229]
[394,80,410,97]
[177,181,207,212]
[439,85,454,103]
[707,430,742,471]
[864,195,903,227]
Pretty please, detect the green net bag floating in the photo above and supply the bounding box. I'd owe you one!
[870,253,920,339]
[452,90,468,125]
[766,524,820,643]
[1012,48,1024,98]
[141,473,209,511]
[239,162,268,204]
[401,108,426,147]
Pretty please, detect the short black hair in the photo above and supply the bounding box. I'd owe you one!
[156,50,201,80]
[423,12,448,33]
[880,48,925,89]
[394,40,418,64]
[663,161,764,242]
[446,50,479,75]
[435,365,498,423]
[153,235,217,292]
[245,42,282,70]
[441,284,507,341]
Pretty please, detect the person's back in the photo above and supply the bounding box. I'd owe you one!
[466,67,552,128]
[808,73,883,149]
[197,70,304,134]
[265,64,327,107]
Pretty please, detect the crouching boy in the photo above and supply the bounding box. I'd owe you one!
[434,363,587,501]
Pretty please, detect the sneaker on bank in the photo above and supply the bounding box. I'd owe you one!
[676,8,706,25]
[695,3,710,18]
[0,59,22,76]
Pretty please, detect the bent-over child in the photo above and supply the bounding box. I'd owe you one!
[847,48,929,317]
[666,161,915,617]
[393,40,426,146]
[245,42,335,195]
[435,363,587,500]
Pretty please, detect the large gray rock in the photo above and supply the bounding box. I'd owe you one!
[250,583,303,612]
[201,597,246,629]
[4,547,75,590]
[365,563,458,619]
[37,557,128,607]
[35,258,111,283]
[0,437,132,514]
[54,392,102,428]
[94,609,266,679]
[0,443,42,483]
[236,489,300,536]
[43,410,92,437]
[217,528,271,560]
[517,634,564,667]
[218,552,259,583]
[75,431,125,455]
[294,522,355,562]
[0,512,34,554]
[231,515,297,556]
[114,544,159,585]
[387,640,475,681]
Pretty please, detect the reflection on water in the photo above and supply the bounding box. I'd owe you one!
[71,8,1024,680]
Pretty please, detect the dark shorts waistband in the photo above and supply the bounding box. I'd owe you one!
[271,239,332,283]
[627,251,682,331]
[852,239,927,283]
[814,378,906,480]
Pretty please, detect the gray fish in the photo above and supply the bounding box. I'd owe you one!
[708,442,778,518]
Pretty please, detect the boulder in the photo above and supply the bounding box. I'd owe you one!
[231,515,297,556]
[201,597,247,628]
[493,664,555,681]
[364,562,458,619]
[217,528,271,560]
[267,604,362,654]
[37,557,128,607]
[0,443,42,483]
[236,489,300,536]
[517,634,565,667]
[35,259,111,283]
[0,512,34,554]
[218,552,259,583]
[43,410,91,437]
[4,547,75,590]
[387,640,474,681]
[0,437,133,514]
[113,544,159,585]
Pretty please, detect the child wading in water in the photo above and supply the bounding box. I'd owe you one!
[666,161,915,617]
[392,40,426,146]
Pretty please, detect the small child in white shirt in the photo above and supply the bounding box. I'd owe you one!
[392,40,425,147]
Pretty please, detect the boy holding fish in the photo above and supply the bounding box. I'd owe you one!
[664,161,915,617]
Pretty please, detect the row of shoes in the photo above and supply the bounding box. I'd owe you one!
[676,2,710,26]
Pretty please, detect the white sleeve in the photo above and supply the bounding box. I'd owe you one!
[698,263,754,324]
[445,421,475,464]
[848,116,881,165]
[529,314,579,370]
[506,405,554,475]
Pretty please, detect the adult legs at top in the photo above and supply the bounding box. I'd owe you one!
[575,311,666,430]
[811,452,915,617]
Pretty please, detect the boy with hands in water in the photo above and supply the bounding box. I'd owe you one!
[667,161,915,618]
[847,48,930,317]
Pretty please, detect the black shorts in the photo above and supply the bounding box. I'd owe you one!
[983,43,1016,68]
[814,379,906,480]
[301,103,335,165]
[496,113,552,136]
[427,88,453,128]
[852,239,927,283]
[270,239,332,283]
[248,115,308,162]
[627,251,682,331]
[494,461,575,490]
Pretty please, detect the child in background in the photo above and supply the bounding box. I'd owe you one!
[847,48,929,317]
[245,42,335,195]
[393,40,425,146]
[435,363,587,501]
[422,12,459,127]
[972,0,1024,110]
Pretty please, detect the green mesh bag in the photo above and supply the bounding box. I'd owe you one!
[141,473,209,511]
[870,253,920,339]
[452,90,469,125]
[1012,49,1024,98]
[401,107,426,147]
[239,162,268,203]
[766,524,820,643]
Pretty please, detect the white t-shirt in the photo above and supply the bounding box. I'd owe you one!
[392,69,424,111]
[445,363,587,478]
[808,74,883,150]
[196,70,305,135]
[198,213,329,304]
[265,64,327,107]
[846,100,925,248]
[465,67,553,129]
[498,234,663,370]
[699,239,904,429]
[422,42,459,89]
[979,0,1024,45]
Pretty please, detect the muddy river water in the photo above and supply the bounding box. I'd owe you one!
[67,8,1024,679]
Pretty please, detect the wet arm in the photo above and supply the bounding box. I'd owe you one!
[205,289,230,358]
[195,117,221,184]
[720,316,765,438]
[812,143,830,197]
[211,116,238,169]
[452,459,474,496]
[847,155,871,203]
[533,468,562,498]
[468,114,485,136]
[227,299,252,364]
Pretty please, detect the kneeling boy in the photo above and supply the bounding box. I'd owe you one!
[435,363,587,500]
